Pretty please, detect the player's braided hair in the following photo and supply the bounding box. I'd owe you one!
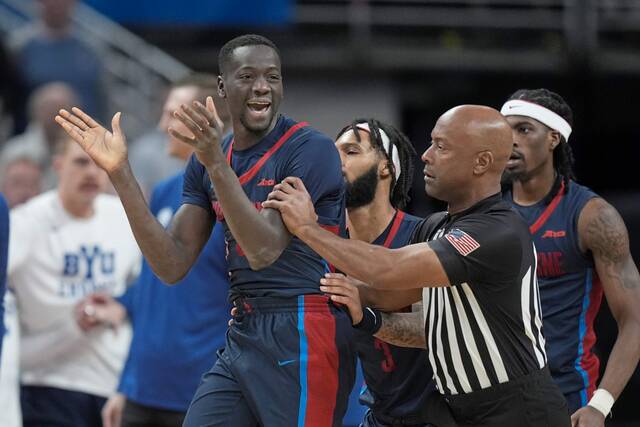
[507,88,576,181]
[218,34,280,75]
[336,119,417,210]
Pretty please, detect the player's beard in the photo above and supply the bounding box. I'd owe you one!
[346,165,378,209]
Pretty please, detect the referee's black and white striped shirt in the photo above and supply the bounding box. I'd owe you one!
[412,193,546,396]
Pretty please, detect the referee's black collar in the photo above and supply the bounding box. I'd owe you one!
[446,192,503,220]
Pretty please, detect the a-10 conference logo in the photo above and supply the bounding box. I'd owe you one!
[59,245,116,298]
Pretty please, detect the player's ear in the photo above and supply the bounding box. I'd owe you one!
[379,159,392,179]
[217,76,226,99]
[473,150,493,175]
[548,130,561,151]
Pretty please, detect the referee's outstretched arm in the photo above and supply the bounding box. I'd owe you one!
[264,177,450,290]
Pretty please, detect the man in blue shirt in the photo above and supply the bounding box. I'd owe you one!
[75,73,232,427]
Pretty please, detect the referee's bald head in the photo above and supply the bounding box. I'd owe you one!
[422,105,513,211]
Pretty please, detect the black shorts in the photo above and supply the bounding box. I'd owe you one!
[441,367,570,427]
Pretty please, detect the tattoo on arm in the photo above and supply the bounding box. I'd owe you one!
[374,310,426,349]
[584,200,639,290]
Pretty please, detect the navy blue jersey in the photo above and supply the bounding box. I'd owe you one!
[117,172,231,411]
[182,115,345,299]
[506,179,600,404]
[357,211,437,418]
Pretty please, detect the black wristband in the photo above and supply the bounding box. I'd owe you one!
[353,307,382,335]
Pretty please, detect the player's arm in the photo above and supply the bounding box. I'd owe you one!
[578,198,640,404]
[321,274,426,348]
[169,100,290,270]
[55,108,211,283]
[358,286,422,312]
[376,310,426,349]
[204,162,290,270]
[264,177,449,289]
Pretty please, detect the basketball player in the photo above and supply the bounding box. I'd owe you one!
[334,119,437,427]
[501,88,640,427]
[55,34,355,426]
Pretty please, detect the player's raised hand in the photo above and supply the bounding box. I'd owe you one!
[320,273,364,325]
[55,108,128,174]
[169,96,225,168]
[263,176,318,235]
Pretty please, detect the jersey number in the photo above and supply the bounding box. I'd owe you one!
[374,338,396,373]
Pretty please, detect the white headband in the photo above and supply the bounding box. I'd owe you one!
[355,123,401,181]
[500,99,572,142]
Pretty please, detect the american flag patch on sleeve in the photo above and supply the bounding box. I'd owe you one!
[445,229,480,256]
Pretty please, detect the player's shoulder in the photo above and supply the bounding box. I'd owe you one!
[401,211,423,225]
[185,153,206,172]
[566,179,599,210]
[283,115,335,149]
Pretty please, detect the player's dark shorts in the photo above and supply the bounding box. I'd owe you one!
[183,294,356,427]
[21,385,106,427]
[437,367,570,427]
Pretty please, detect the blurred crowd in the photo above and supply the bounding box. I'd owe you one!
[0,1,218,427]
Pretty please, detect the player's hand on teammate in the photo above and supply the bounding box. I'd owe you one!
[75,293,127,332]
[320,273,364,325]
[101,393,126,427]
[263,176,318,235]
[570,406,605,427]
[55,108,128,174]
[169,96,225,168]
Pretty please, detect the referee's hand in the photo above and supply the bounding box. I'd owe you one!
[320,273,364,325]
[570,406,605,427]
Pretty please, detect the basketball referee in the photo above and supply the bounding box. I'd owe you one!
[264,105,570,427]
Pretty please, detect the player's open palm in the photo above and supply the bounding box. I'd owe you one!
[55,108,128,174]
[169,96,225,168]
